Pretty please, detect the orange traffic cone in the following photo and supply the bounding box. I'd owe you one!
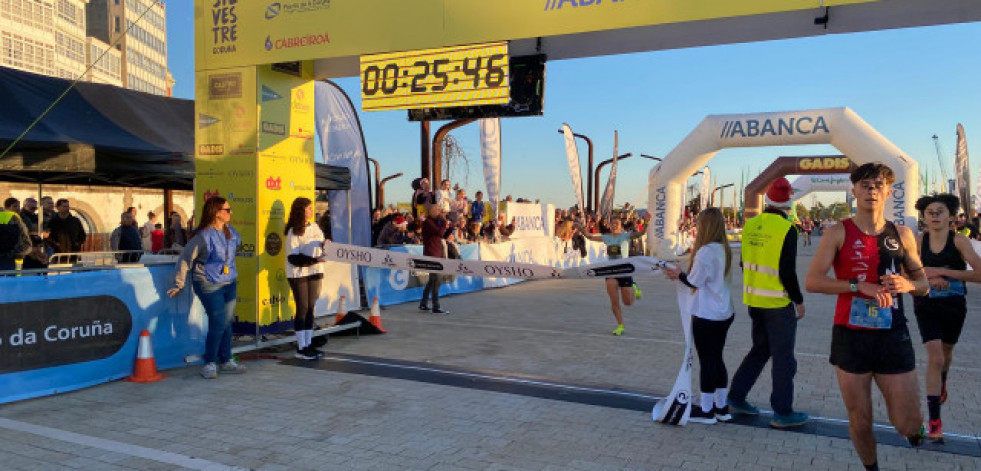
[368,297,387,333]
[334,296,347,325]
[127,330,165,383]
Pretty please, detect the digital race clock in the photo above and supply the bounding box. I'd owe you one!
[360,41,510,112]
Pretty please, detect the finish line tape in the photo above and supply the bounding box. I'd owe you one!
[321,242,674,280]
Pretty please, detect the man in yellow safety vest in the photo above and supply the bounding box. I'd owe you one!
[1,197,32,271]
[727,177,809,428]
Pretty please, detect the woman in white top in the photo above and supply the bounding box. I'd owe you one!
[664,208,735,424]
[284,197,329,360]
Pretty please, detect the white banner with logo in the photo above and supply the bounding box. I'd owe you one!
[480,118,502,217]
[505,202,554,239]
[700,166,711,208]
[956,123,971,217]
[651,283,694,426]
[599,131,620,217]
[321,241,669,281]
[562,123,586,213]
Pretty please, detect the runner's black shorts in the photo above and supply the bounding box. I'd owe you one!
[829,324,916,374]
[611,276,634,288]
[913,298,967,345]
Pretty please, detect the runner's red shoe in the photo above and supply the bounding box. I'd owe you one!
[927,419,943,443]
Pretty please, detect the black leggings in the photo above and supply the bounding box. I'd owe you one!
[692,315,734,393]
[288,274,323,331]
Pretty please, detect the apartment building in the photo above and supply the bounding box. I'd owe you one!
[0,0,168,95]
[86,0,168,96]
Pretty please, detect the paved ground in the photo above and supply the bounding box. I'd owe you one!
[2,237,980,470]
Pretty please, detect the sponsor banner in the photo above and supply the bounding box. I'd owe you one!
[651,283,694,426]
[197,0,876,70]
[955,124,971,217]
[195,66,260,329]
[1,266,207,404]
[789,174,850,204]
[363,243,483,306]
[561,123,586,214]
[315,81,372,248]
[504,202,553,239]
[700,166,710,208]
[324,240,667,282]
[365,237,608,304]
[252,63,317,334]
[599,131,619,217]
[480,118,502,216]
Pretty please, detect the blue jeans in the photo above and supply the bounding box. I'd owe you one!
[193,279,237,364]
[729,304,799,415]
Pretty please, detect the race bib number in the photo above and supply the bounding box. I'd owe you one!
[848,298,892,329]
[607,245,621,257]
[928,278,965,298]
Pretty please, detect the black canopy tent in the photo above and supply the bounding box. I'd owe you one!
[0,66,350,191]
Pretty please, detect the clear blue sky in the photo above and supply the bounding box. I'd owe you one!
[166,2,980,209]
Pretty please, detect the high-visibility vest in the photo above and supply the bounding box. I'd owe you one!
[741,212,792,308]
[0,210,17,225]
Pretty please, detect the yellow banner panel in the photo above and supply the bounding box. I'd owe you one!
[196,0,444,71]
[360,41,509,111]
[256,63,317,330]
[194,65,260,330]
[196,0,881,71]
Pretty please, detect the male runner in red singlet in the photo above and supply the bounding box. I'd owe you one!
[805,163,930,471]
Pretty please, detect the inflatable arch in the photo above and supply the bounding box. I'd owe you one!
[790,174,853,204]
[743,156,857,219]
[646,107,918,258]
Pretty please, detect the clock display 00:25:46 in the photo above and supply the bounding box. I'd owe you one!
[361,54,507,96]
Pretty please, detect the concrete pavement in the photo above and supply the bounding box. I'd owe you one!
[1,240,980,470]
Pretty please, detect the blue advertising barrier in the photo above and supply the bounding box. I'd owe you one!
[364,243,484,306]
[0,265,206,404]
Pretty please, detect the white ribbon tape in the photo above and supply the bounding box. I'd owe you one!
[320,243,673,280]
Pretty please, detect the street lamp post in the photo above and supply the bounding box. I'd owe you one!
[711,183,734,207]
[593,153,632,211]
[378,173,404,211]
[557,129,594,212]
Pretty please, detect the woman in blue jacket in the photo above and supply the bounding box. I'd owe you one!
[168,197,246,379]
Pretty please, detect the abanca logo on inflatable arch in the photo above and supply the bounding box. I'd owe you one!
[543,0,629,11]
[720,116,830,139]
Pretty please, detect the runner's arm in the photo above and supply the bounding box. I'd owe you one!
[804,223,851,294]
[893,225,929,296]
[938,233,981,283]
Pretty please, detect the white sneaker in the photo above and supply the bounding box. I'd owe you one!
[219,359,246,374]
[200,362,217,379]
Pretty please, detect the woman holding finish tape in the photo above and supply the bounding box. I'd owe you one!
[284,197,331,361]
[664,208,735,424]
[168,196,247,379]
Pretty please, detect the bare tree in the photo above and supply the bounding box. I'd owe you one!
[442,134,470,187]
